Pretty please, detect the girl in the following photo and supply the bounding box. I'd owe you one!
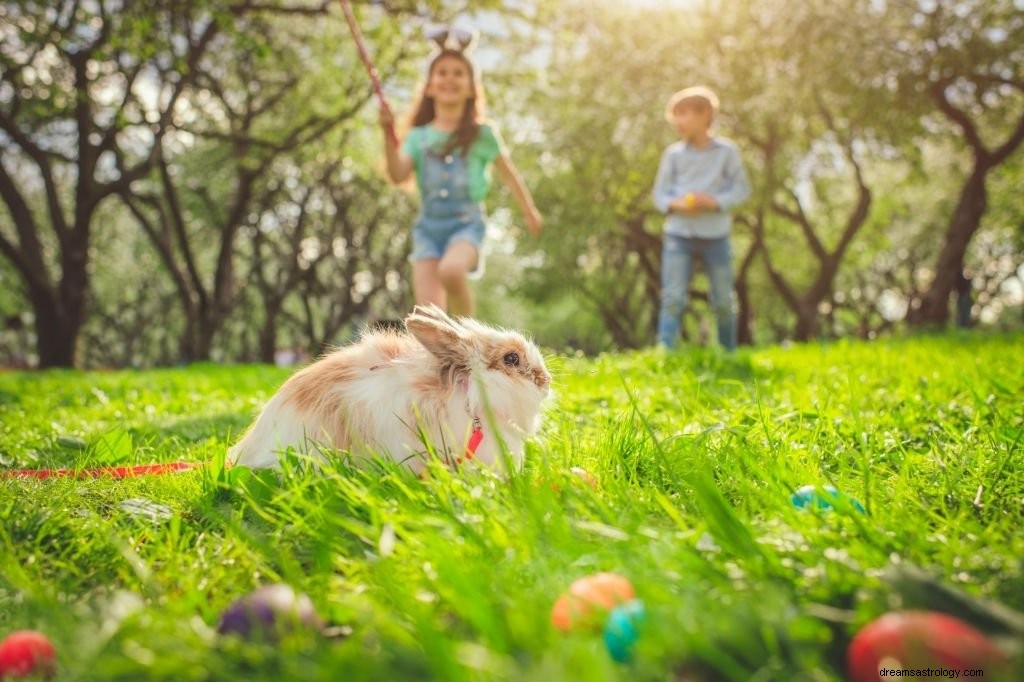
[381,42,543,317]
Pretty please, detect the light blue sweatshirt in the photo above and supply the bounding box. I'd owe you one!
[651,137,751,239]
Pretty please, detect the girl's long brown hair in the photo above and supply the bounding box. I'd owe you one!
[406,49,485,157]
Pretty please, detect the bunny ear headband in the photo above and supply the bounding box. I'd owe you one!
[424,23,478,53]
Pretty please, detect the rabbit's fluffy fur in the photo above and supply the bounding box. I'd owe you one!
[229,305,551,473]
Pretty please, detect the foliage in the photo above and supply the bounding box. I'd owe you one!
[1,335,1022,679]
[483,0,1024,347]
[1,0,1023,366]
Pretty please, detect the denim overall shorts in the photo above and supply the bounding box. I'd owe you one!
[410,140,487,276]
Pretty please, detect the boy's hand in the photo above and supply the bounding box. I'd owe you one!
[692,192,719,210]
[525,207,543,237]
[669,195,699,215]
[670,192,718,215]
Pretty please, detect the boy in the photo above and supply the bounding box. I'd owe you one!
[651,85,750,351]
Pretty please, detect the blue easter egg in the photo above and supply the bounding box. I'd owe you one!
[603,598,645,663]
[791,484,865,513]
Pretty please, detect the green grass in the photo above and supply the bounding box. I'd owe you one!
[1,333,1022,681]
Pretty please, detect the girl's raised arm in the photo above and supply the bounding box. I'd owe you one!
[381,106,413,183]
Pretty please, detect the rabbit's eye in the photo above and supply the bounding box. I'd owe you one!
[503,351,520,367]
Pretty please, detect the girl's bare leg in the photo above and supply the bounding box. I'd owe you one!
[413,259,446,309]
[437,241,479,317]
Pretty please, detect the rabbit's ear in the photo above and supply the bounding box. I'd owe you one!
[405,305,473,367]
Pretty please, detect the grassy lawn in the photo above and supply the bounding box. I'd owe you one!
[1,333,1022,680]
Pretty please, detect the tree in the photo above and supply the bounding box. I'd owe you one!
[887,0,1024,325]
[246,155,413,361]
[118,9,398,361]
[503,0,896,346]
[78,201,184,367]
[501,2,701,349]
[0,0,244,367]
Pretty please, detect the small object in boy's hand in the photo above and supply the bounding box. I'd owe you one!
[791,484,865,513]
[217,584,322,640]
[551,572,635,632]
[0,630,56,679]
[603,599,646,663]
[846,611,1008,681]
[683,193,697,209]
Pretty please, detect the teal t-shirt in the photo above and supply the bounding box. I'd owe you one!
[401,122,505,202]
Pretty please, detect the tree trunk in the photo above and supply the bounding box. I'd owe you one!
[735,239,760,346]
[908,164,988,326]
[29,231,91,368]
[793,304,820,342]
[793,263,840,342]
[177,311,200,363]
[258,303,282,364]
[31,292,74,368]
[196,316,217,362]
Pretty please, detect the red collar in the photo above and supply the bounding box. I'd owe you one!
[457,414,484,464]
[465,421,484,460]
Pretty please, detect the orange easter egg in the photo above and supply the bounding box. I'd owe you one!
[551,572,635,632]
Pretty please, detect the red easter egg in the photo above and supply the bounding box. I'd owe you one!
[551,572,635,632]
[847,611,1007,681]
[0,630,56,679]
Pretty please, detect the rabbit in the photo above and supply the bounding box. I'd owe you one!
[229,304,552,474]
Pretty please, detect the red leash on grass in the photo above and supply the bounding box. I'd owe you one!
[5,433,483,480]
[4,461,204,480]
[338,0,399,148]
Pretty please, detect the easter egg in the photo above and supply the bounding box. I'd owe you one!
[569,467,598,489]
[683,193,696,208]
[603,599,646,663]
[847,611,1007,681]
[544,467,599,494]
[551,572,635,632]
[217,584,322,640]
[0,630,56,679]
[791,484,865,513]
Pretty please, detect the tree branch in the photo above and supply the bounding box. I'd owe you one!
[0,161,52,292]
[833,137,872,261]
[0,112,71,239]
[158,153,209,310]
[771,188,828,262]
[930,80,987,158]
[120,190,195,315]
[990,108,1024,168]
[97,16,223,201]
[754,221,802,313]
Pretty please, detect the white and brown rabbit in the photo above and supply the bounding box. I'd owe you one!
[229,305,551,474]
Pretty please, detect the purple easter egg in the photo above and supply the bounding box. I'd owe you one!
[217,584,322,640]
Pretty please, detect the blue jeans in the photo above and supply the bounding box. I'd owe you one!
[657,234,737,351]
